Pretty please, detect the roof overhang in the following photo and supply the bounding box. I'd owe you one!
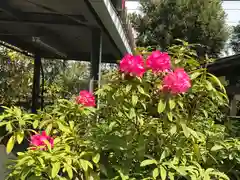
[0,0,133,63]
[207,54,240,76]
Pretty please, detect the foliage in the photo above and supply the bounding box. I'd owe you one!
[0,48,90,106]
[130,0,229,57]
[52,62,90,98]
[0,48,33,106]
[1,42,240,180]
[230,23,240,54]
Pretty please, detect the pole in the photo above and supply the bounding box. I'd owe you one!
[31,54,41,113]
[89,28,102,93]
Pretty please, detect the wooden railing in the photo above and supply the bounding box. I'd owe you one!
[110,0,136,51]
[118,8,136,51]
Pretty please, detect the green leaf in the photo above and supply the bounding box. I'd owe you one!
[204,174,211,180]
[51,162,60,178]
[69,121,74,130]
[160,149,168,162]
[0,121,7,127]
[169,172,174,180]
[100,164,108,176]
[137,85,149,97]
[19,118,25,126]
[211,145,224,151]
[92,153,100,164]
[6,123,13,133]
[209,171,229,180]
[89,171,100,180]
[57,122,71,133]
[6,135,15,154]
[160,166,167,180]
[132,95,138,106]
[33,120,39,129]
[137,85,145,95]
[80,159,89,171]
[65,164,73,179]
[170,125,177,135]
[17,152,25,156]
[205,80,214,91]
[189,128,199,139]
[43,140,52,152]
[126,84,132,93]
[16,131,24,144]
[129,108,136,119]
[177,101,184,109]
[152,168,159,179]
[140,159,157,167]
[193,144,201,160]
[37,157,45,167]
[158,99,166,113]
[190,71,201,80]
[181,121,190,138]
[208,73,226,93]
[169,99,176,110]
[202,110,208,118]
[46,123,53,135]
[167,112,173,121]
[138,117,144,126]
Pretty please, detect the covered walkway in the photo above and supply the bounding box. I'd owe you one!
[0,0,135,112]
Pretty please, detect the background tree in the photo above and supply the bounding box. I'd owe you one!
[130,0,229,58]
[0,46,91,107]
[230,23,240,54]
[0,48,33,106]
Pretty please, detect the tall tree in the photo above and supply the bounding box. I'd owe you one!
[130,0,229,57]
[230,23,240,54]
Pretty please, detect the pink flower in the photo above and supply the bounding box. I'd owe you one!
[162,68,191,94]
[76,90,96,107]
[119,54,145,77]
[146,50,171,73]
[30,131,54,150]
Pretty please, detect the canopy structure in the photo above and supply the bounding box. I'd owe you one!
[208,54,240,116]
[0,0,135,112]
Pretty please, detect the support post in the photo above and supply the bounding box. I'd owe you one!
[89,28,102,93]
[31,54,41,113]
[230,95,237,116]
[227,75,239,116]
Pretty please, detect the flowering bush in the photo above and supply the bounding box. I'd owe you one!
[119,54,145,77]
[1,42,240,180]
[30,131,54,150]
[146,50,171,73]
[76,90,96,107]
[163,68,191,94]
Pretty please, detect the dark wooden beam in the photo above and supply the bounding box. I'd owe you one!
[24,0,97,29]
[32,54,41,113]
[89,28,102,93]
[0,33,37,54]
[0,12,97,28]
[0,1,75,56]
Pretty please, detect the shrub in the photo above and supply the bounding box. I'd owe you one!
[0,42,239,180]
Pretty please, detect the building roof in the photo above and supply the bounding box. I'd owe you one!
[207,53,240,76]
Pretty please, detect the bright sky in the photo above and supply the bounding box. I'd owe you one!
[126,1,240,26]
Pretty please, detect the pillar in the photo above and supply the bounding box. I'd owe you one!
[89,28,102,93]
[227,76,235,116]
[31,54,41,113]
[230,95,237,116]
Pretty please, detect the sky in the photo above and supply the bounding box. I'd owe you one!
[125,1,240,26]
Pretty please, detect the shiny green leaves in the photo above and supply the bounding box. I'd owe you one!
[6,135,15,154]
[158,99,166,113]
